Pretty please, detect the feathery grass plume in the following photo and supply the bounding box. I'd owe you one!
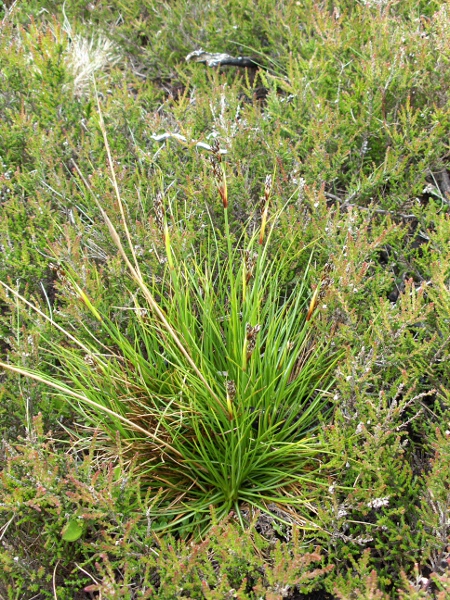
[61,10,120,98]
[0,101,341,537]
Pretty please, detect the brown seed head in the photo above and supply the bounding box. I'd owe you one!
[226,379,236,401]
[264,174,272,200]
[245,323,261,359]
[245,250,258,283]
[210,155,222,181]
[154,191,165,232]
[211,138,221,161]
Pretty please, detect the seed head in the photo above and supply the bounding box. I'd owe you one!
[154,191,165,233]
[210,138,222,161]
[209,141,228,208]
[318,262,333,300]
[226,379,236,401]
[209,140,222,181]
[306,263,334,321]
[225,379,236,419]
[246,323,261,359]
[264,174,272,200]
[245,250,258,283]
[210,154,222,180]
[259,174,272,244]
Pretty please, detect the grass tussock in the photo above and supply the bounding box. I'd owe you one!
[1,124,340,536]
[1,0,450,597]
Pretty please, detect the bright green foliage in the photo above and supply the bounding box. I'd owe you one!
[2,146,339,535]
[0,417,332,599]
[2,0,450,596]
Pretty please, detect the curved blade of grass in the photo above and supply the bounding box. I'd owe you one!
[0,361,183,458]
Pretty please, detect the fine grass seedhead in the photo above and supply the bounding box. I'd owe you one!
[0,103,340,537]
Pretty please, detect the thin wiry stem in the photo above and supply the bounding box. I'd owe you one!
[0,280,104,361]
[95,87,142,278]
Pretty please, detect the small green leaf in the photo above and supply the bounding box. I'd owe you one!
[61,518,84,542]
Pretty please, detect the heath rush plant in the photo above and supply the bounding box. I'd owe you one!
[0,106,340,537]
